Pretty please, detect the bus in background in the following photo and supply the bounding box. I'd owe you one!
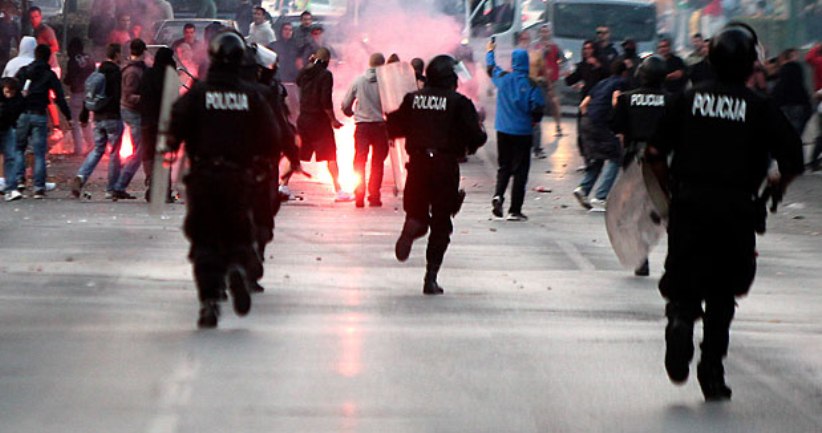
[548,0,657,105]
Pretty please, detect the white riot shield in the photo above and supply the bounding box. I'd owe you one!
[149,66,181,215]
[376,61,418,195]
[605,159,667,270]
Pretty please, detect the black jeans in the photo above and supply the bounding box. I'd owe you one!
[353,122,389,202]
[494,131,532,214]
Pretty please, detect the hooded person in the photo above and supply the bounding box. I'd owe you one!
[341,52,388,208]
[485,43,544,221]
[2,37,36,78]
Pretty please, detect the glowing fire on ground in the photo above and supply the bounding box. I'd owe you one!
[120,123,134,159]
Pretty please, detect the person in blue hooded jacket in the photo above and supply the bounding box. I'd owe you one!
[486,41,544,221]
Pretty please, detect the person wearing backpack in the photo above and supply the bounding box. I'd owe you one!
[64,37,94,155]
[70,43,123,199]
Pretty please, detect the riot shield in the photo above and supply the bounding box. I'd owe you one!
[605,158,667,270]
[376,61,417,195]
[149,66,181,215]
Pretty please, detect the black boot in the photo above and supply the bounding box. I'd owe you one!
[423,269,444,295]
[197,300,220,329]
[697,358,732,401]
[227,265,252,316]
[665,304,695,384]
[395,219,428,262]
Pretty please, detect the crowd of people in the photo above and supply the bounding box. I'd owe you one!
[0,1,816,404]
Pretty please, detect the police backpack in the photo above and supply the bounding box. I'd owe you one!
[84,69,108,112]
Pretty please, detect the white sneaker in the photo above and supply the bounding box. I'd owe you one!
[4,190,22,202]
[45,182,56,191]
[278,185,291,196]
[573,187,591,210]
[335,191,355,202]
[589,198,607,212]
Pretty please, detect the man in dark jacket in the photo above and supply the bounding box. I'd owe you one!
[772,48,812,135]
[1,78,24,201]
[572,60,628,212]
[296,47,352,201]
[111,38,148,200]
[648,24,804,401]
[388,55,487,295]
[64,37,94,154]
[167,31,279,328]
[12,44,72,199]
[71,44,123,199]
[270,22,300,82]
[487,42,544,221]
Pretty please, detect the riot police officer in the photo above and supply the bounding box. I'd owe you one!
[387,55,487,295]
[167,32,279,328]
[610,55,672,276]
[647,24,804,400]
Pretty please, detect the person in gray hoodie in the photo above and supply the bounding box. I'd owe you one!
[341,52,388,207]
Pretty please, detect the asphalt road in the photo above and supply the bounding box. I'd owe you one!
[1,113,821,433]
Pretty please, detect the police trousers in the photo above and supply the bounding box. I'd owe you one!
[183,166,260,302]
[249,160,281,282]
[403,153,461,270]
[660,187,758,360]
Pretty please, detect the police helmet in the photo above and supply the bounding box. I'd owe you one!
[636,55,666,89]
[708,23,758,82]
[208,31,246,67]
[425,55,458,89]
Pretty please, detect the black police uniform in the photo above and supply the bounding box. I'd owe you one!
[168,38,279,327]
[611,83,673,164]
[387,56,487,294]
[648,27,804,399]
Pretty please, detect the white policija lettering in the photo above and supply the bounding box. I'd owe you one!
[691,92,746,122]
[630,93,665,107]
[412,95,447,111]
[205,91,250,111]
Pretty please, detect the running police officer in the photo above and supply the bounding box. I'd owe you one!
[239,42,302,294]
[387,55,487,295]
[610,55,672,276]
[647,24,804,400]
[167,31,279,328]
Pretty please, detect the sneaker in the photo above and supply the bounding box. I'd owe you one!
[697,360,732,401]
[32,190,45,199]
[335,190,355,202]
[573,187,592,210]
[111,190,137,200]
[491,195,504,218]
[589,198,607,212]
[533,149,547,159]
[104,191,113,200]
[197,301,220,329]
[634,259,650,277]
[355,197,365,208]
[506,212,528,221]
[71,175,84,198]
[227,266,252,316]
[555,126,564,136]
[368,198,382,207]
[665,317,695,384]
[45,182,56,191]
[4,190,22,202]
